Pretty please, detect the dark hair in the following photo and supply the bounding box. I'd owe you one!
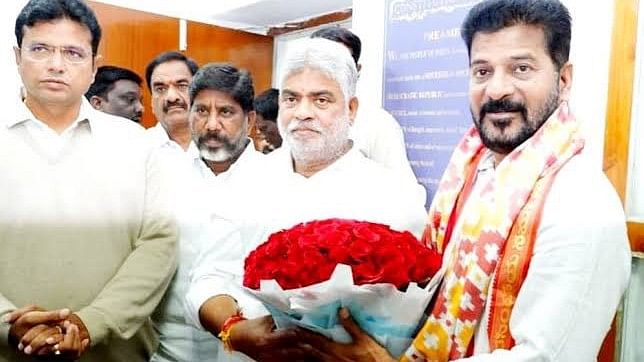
[145,51,199,91]
[15,0,102,55]
[85,65,142,100]
[310,26,361,65]
[253,88,279,122]
[461,0,571,69]
[189,63,255,113]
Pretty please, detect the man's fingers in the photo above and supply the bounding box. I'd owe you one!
[1,305,40,324]
[24,326,62,356]
[337,308,366,342]
[19,324,48,354]
[16,309,70,326]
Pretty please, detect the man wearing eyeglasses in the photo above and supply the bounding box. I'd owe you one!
[0,1,178,361]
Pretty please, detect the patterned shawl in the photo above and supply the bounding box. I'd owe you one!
[403,102,584,361]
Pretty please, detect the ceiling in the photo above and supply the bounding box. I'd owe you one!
[92,0,353,35]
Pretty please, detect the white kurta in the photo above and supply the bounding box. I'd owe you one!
[151,141,265,362]
[445,152,631,361]
[350,105,418,186]
[184,146,428,337]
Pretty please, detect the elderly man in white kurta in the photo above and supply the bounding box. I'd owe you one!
[183,38,428,362]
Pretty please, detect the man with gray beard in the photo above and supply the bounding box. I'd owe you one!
[184,38,428,362]
[150,63,264,362]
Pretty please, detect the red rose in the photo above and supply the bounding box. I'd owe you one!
[243,219,441,291]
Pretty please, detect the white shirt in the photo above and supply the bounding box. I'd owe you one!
[350,104,418,186]
[446,152,631,361]
[151,141,265,362]
[184,145,429,332]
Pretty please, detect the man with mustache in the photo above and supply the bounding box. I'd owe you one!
[145,51,198,153]
[85,65,144,123]
[285,0,631,361]
[150,63,267,362]
[183,38,428,362]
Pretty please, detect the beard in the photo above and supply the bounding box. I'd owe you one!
[280,115,351,165]
[195,123,248,162]
[472,84,560,155]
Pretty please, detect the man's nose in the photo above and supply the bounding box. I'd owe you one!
[46,50,65,73]
[293,98,314,120]
[484,71,515,101]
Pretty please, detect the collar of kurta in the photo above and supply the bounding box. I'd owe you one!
[9,97,95,133]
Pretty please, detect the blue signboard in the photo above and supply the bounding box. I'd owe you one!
[383,0,480,207]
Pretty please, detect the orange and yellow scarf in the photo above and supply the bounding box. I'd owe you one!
[403,102,584,361]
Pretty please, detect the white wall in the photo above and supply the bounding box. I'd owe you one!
[352,0,615,168]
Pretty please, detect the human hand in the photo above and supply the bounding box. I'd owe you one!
[295,308,396,362]
[3,305,70,353]
[228,316,309,362]
[52,319,90,360]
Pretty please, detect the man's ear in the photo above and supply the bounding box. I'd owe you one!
[348,96,359,126]
[90,54,102,85]
[13,46,21,66]
[89,96,103,110]
[558,62,573,102]
[246,110,257,137]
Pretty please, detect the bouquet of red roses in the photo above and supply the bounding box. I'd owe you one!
[243,218,442,356]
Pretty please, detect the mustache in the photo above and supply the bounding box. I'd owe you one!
[197,132,234,148]
[286,120,323,133]
[163,100,187,113]
[479,99,526,120]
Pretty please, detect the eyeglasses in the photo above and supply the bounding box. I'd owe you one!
[21,44,91,64]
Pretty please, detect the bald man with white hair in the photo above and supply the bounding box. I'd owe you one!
[183,38,427,362]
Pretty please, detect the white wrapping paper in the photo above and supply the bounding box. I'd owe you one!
[245,264,443,357]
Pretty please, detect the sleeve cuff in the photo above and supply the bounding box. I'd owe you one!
[76,306,109,346]
[185,276,268,330]
[0,320,11,347]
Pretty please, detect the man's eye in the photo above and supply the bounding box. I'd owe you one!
[474,69,489,77]
[30,45,49,53]
[63,49,84,59]
[281,96,297,106]
[515,65,531,73]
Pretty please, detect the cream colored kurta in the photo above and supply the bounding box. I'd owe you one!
[0,99,178,362]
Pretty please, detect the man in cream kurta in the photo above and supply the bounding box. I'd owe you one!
[0,2,177,361]
[0,99,177,361]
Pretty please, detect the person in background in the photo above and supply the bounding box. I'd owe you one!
[85,65,144,123]
[291,1,631,361]
[252,88,282,154]
[311,26,419,187]
[145,51,198,153]
[0,1,178,361]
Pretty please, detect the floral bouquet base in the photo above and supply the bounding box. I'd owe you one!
[245,264,442,357]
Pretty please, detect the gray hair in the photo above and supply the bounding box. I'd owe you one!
[278,37,357,103]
